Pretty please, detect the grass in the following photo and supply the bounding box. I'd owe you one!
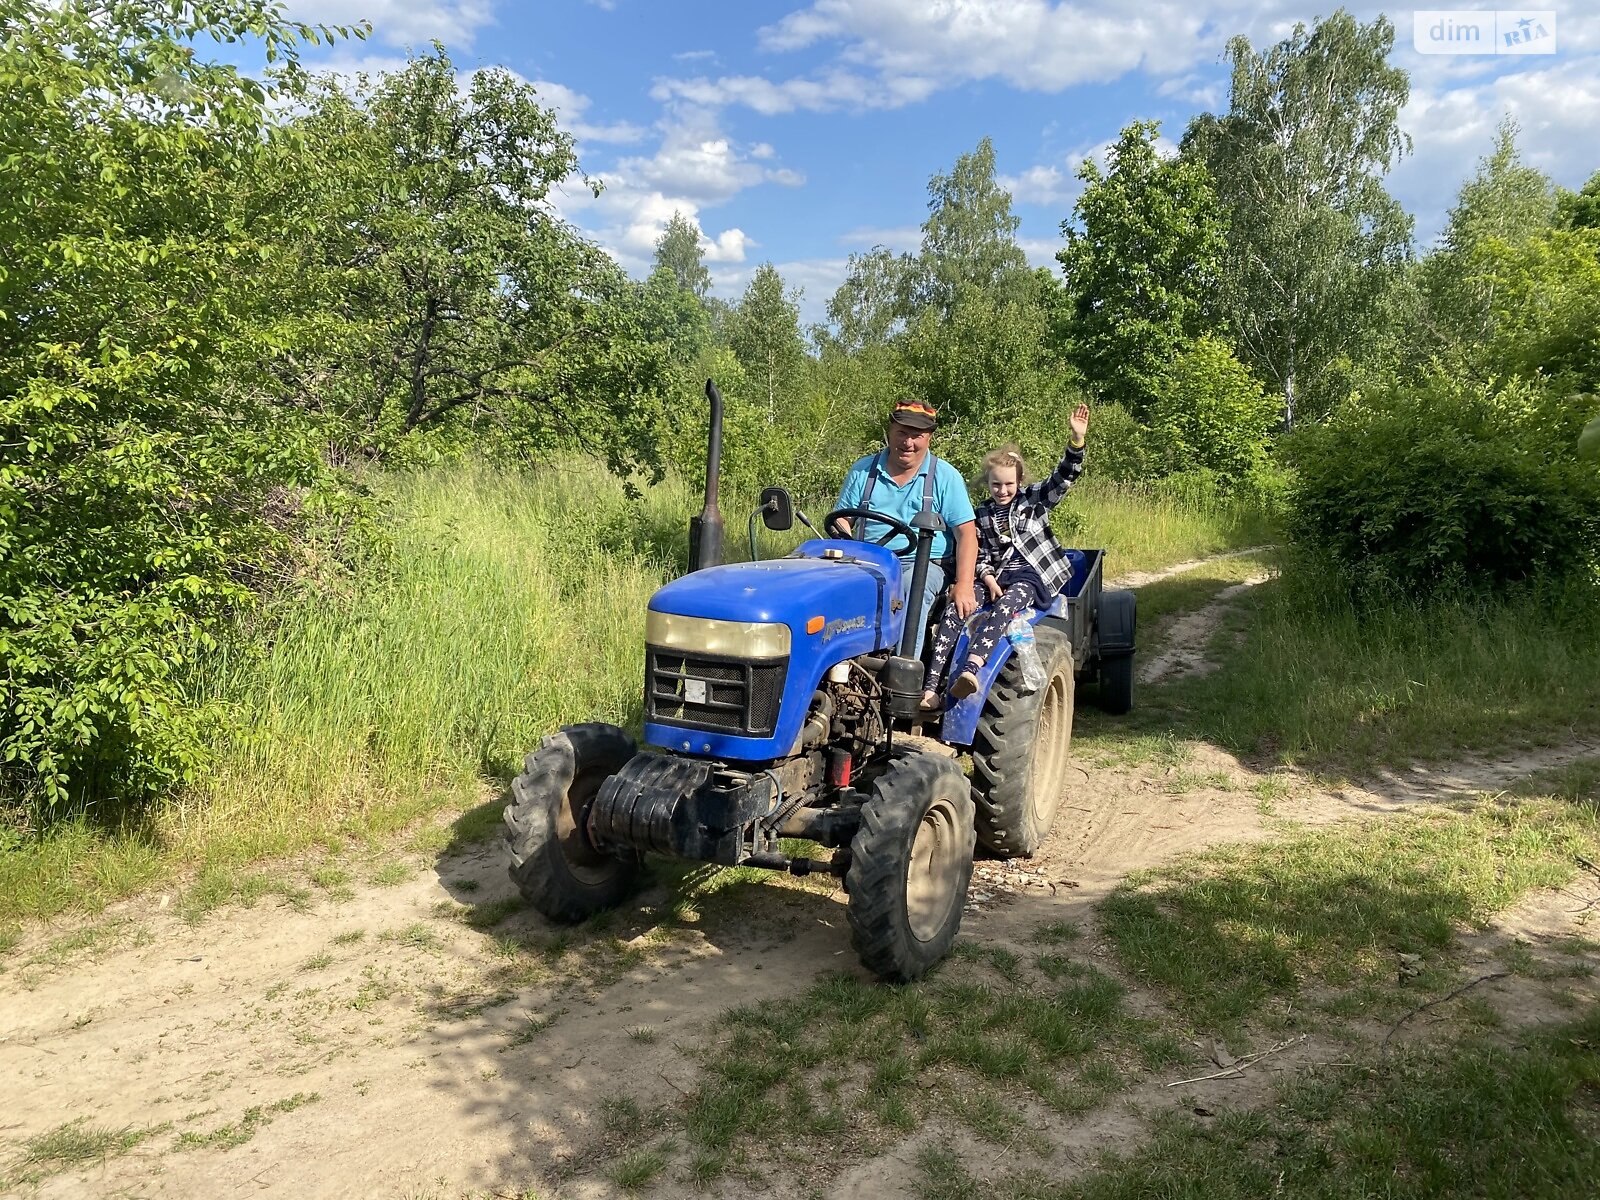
[1099,798,1599,1033]
[4,1118,160,1187]
[662,935,1186,1184]
[934,1006,1600,1200]
[174,1093,321,1152]
[0,460,685,927]
[1097,569,1600,769]
[1064,478,1275,581]
[1,456,1272,930]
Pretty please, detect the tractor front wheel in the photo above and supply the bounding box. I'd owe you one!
[846,751,976,982]
[504,723,641,923]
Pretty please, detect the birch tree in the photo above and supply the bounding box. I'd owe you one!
[1183,9,1412,427]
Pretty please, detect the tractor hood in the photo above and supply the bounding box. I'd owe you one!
[648,542,899,636]
[643,540,904,762]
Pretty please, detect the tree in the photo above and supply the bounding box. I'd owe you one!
[1471,227,1600,395]
[1058,120,1227,419]
[1418,120,1557,354]
[0,1,360,807]
[1556,169,1600,232]
[727,264,805,424]
[288,50,669,473]
[821,246,912,353]
[654,211,712,300]
[1149,337,1277,487]
[909,137,1031,317]
[1184,9,1413,427]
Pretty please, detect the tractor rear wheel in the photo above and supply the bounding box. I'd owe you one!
[846,751,976,982]
[504,723,641,923]
[969,624,1074,858]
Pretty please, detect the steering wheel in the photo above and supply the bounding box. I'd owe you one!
[823,506,918,556]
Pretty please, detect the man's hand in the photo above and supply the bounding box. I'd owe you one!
[983,576,1003,601]
[1070,402,1090,445]
[952,581,979,619]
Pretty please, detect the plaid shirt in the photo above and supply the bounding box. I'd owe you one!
[975,442,1085,599]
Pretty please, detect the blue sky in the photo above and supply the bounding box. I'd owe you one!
[287,2,1600,328]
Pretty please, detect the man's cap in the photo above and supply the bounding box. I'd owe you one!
[889,399,938,430]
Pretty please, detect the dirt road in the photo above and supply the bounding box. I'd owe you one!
[4,556,1596,1199]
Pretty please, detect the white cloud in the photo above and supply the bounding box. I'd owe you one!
[673,49,719,62]
[704,228,756,262]
[551,107,803,277]
[837,225,922,251]
[529,78,647,144]
[1017,237,1062,269]
[284,1,494,49]
[1391,54,1600,246]
[999,139,1112,207]
[1156,73,1223,109]
[713,0,1337,112]
[652,68,938,115]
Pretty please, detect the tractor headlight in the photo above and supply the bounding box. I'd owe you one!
[646,611,791,660]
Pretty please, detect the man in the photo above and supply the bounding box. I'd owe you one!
[833,398,978,661]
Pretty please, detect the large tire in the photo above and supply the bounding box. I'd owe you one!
[969,625,1075,858]
[1097,652,1134,715]
[846,751,976,982]
[504,723,641,923]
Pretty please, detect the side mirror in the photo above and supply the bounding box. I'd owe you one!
[759,487,794,532]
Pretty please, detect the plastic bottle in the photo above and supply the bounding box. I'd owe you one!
[1005,616,1047,693]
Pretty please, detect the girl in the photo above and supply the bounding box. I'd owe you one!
[921,403,1091,709]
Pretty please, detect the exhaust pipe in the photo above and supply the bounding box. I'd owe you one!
[687,378,724,572]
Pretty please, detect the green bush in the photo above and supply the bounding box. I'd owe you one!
[1287,373,1600,596]
[1079,401,1152,483]
[0,2,357,811]
[1149,336,1278,488]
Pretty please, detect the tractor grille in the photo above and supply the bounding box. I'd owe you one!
[646,648,787,737]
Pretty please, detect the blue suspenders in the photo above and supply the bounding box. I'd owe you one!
[856,450,937,540]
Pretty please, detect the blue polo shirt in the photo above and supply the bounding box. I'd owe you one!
[836,450,975,563]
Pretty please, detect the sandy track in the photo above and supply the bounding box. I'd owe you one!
[7,733,1593,1198]
[3,546,1595,1199]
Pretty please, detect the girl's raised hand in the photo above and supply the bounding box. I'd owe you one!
[1070,402,1090,444]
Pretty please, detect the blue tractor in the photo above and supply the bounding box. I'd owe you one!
[505,383,1136,980]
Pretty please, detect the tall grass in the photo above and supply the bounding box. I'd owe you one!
[0,457,1274,925]
[1,462,683,922]
[1065,478,1275,579]
[1132,563,1600,767]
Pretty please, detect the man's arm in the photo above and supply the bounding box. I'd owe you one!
[952,519,978,619]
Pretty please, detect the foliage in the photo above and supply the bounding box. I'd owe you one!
[284,50,670,473]
[1149,337,1277,488]
[0,0,359,809]
[897,284,1073,467]
[1286,372,1600,596]
[1058,121,1226,419]
[820,246,911,353]
[1556,168,1600,231]
[726,264,806,424]
[1417,120,1557,359]
[906,136,1032,318]
[1079,402,1152,484]
[1470,227,1600,396]
[1185,9,1413,427]
[654,210,712,300]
